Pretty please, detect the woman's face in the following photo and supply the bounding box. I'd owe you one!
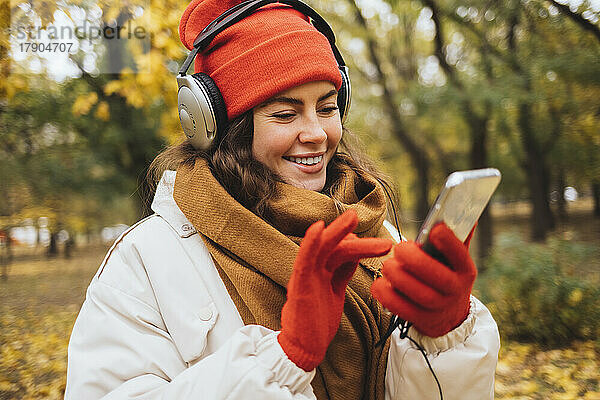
[252,81,343,192]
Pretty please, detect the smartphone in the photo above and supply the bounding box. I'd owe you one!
[416,168,501,259]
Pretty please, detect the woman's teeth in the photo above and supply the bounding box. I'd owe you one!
[284,155,323,165]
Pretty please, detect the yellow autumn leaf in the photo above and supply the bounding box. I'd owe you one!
[126,90,145,108]
[520,380,539,394]
[494,381,510,395]
[103,5,121,22]
[72,92,99,116]
[153,31,170,48]
[104,80,122,96]
[496,359,513,375]
[160,107,183,143]
[5,75,29,99]
[95,101,110,121]
[568,288,583,306]
[136,71,154,86]
[521,368,533,378]
[551,393,580,400]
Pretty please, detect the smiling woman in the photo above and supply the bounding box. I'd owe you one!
[64,0,500,399]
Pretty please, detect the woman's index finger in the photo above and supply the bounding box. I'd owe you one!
[318,209,358,257]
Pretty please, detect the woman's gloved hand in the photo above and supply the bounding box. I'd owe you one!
[371,222,477,338]
[278,209,393,371]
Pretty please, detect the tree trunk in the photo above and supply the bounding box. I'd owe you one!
[64,235,74,259]
[518,104,555,241]
[504,6,555,242]
[1,232,12,281]
[47,232,58,257]
[414,154,431,223]
[468,111,493,269]
[555,168,568,221]
[593,181,600,218]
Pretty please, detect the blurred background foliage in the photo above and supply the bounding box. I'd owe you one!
[1,0,598,248]
[0,0,599,398]
[477,231,600,345]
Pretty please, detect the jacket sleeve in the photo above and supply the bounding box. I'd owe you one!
[65,239,316,399]
[384,296,500,400]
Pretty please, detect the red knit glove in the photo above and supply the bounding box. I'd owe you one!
[278,209,393,371]
[371,222,477,338]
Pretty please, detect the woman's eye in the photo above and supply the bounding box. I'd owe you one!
[272,112,295,120]
[319,106,339,115]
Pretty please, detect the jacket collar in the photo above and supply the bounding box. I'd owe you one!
[151,170,198,238]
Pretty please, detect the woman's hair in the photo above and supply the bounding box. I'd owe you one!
[147,110,399,226]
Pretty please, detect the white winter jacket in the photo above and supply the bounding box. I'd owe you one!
[65,171,500,400]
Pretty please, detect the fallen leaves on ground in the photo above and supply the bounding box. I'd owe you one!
[495,340,600,399]
[0,307,77,400]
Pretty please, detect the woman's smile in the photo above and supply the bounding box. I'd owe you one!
[282,153,325,173]
[252,81,342,191]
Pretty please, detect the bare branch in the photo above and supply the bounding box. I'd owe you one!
[421,0,492,170]
[420,0,462,89]
[345,0,432,219]
[444,10,523,74]
[546,0,600,43]
[345,0,426,161]
[70,58,107,98]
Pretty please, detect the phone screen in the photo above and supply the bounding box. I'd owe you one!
[416,168,501,245]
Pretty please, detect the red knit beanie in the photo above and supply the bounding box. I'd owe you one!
[179,0,343,121]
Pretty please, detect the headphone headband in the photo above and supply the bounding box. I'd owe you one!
[179,0,346,75]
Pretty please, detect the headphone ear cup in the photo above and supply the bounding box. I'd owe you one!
[337,66,351,124]
[177,72,227,150]
[187,72,228,149]
[192,72,228,138]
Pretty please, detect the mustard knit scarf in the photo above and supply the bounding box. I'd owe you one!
[173,158,393,400]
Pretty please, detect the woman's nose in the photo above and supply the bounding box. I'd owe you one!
[297,115,327,144]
